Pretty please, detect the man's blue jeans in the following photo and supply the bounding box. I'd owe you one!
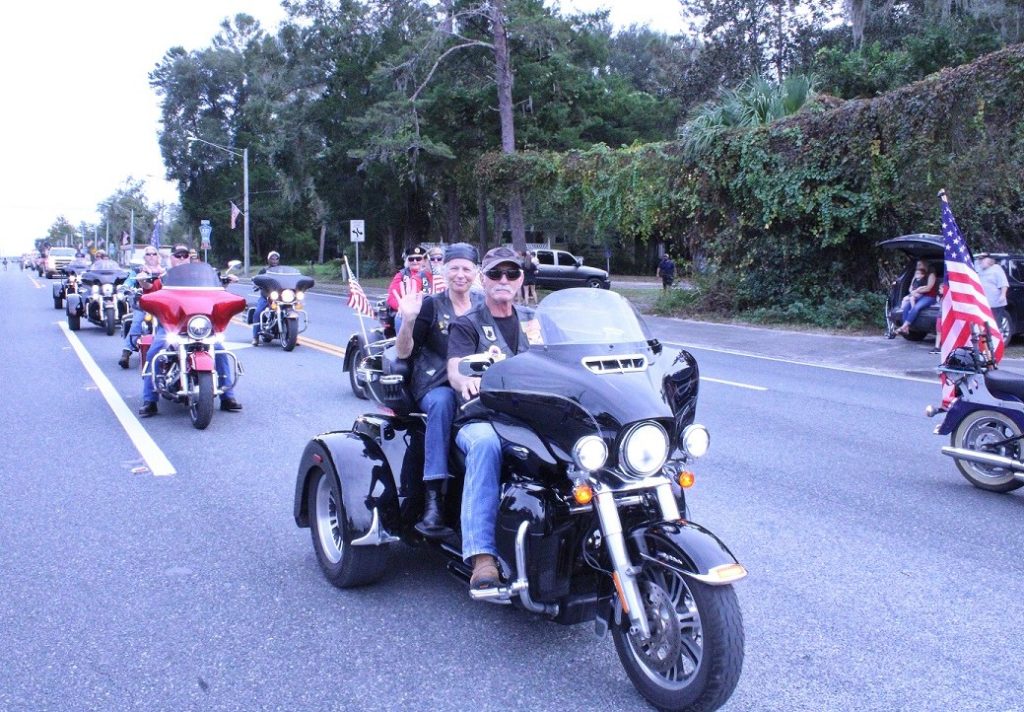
[122,306,148,350]
[901,295,936,329]
[252,295,268,339]
[142,327,235,404]
[456,421,504,563]
[420,386,456,482]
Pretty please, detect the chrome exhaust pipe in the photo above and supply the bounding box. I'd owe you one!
[941,446,1024,479]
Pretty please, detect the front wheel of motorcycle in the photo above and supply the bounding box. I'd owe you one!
[104,306,116,336]
[307,468,387,587]
[282,318,298,351]
[189,372,215,430]
[612,537,744,712]
[952,409,1024,492]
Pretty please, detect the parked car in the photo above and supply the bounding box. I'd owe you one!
[880,234,1024,342]
[532,248,610,290]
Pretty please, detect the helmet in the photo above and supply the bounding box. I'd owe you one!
[944,347,984,373]
[267,251,280,261]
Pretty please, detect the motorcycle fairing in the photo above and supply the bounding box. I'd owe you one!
[252,267,315,294]
[937,398,1024,435]
[140,289,246,333]
[293,432,399,541]
[80,269,130,287]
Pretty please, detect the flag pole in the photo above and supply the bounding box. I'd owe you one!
[344,254,370,345]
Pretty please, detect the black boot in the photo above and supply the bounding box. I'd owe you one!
[415,483,448,538]
[118,349,132,369]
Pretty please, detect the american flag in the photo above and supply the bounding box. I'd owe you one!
[938,189,1004,406]
[347,273,375,318]
[230,202,241,230]
[430,265,447,294]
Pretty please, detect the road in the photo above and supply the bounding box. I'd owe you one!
[1,268,1021,712]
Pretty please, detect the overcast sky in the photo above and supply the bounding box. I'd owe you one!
[0,0,686,256]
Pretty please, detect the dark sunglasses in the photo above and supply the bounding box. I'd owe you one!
[172,251,190,258]
[144,252,158,256]
[407,255,424,262]
[429,256,444,262]
[484,267,522,281]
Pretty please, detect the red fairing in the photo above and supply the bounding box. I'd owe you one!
[188,351,216,372]
[140,288,247,333]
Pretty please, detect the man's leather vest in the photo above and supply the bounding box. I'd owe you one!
[410,290,483,401]
[463,302,535,361]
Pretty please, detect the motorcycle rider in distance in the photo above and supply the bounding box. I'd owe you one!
[388,246,434,333]
[446,246,539,593]
[251,250,281,346]
[138,245,242,417]
[395,243,484,538]
[119,247,165,369]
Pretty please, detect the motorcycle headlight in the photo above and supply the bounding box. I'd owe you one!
[620,422,669,478]
[281,288,295,303]
[91,285,100,294]
[572,435,608,472]
[681,424,710,458]
[187,315,213,340]
[68,275,76,284]
[296,290,305,301]
[102,284,113,296]
[270,290,280,301]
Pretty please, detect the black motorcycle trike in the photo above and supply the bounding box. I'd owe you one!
[51,258,92,311]
[295,289,745,711]
[248,266,314,351]
[65,261,132,334]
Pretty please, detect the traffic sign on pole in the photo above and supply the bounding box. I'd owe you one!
[350,220,365,243]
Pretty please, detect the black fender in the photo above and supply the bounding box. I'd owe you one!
[293,430,399,541]
[937,398,1024,436]
[66,293,84,316]
[343,333,366,373]
[631,520,743,581]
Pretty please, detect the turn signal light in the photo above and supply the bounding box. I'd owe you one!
[677,471,695,488]
[573,482,594,505]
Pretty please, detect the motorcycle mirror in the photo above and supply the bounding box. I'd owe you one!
[458,353,493,376]
[225,260,242,272]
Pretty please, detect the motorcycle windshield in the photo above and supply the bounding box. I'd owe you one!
[480,289,679,458]
[252,266,315,293]
[160,263,224,289]
[81,266,130,284]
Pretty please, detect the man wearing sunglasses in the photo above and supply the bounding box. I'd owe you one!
[119,248,166,368]
[445,246,539,594]
[395,243,484,538]
[137,246,242,417]
[386,246,435,331]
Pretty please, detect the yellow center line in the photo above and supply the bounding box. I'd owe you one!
[229,317,346,358]
[30,277,43,289]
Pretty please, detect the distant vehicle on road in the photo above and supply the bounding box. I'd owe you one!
[532,248,610,290]
[42,247,77,278]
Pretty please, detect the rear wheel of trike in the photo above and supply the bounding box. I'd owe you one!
[346,341,370,400]
[307,468,387,587]
[612,537,744,712]
[189,371,215,430]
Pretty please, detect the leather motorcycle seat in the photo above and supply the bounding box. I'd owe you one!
[984,368,1024,402]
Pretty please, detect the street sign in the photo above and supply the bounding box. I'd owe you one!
[350,220,365,243]
[199,220,212,250]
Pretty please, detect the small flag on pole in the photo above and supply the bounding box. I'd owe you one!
[347,271,375,318]
[230,202,241,230]
[150,222,161,248]
[938,189,1004,407]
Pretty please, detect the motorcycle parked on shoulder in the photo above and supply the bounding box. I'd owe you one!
[248,266,314,351]
[296,288,746,712]
[343,298,396,400]
[139,262,246,430]
[927,335,1024,493]
[65,260,131,334]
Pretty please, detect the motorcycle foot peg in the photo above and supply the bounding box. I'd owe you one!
[469,585,513,605]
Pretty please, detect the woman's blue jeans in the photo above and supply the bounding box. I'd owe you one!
[419,386,456,482]
[901,295,935,329]
[456,422,503,563]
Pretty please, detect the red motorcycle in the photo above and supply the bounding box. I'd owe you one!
[139,262,246,429]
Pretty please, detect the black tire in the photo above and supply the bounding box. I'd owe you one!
[586,278,603,288]
[884,299,897,339]
[901,330,928,342]
[307,468,387,587]
[104,307,116,336]
[282,318,299,351]
[612,537,744,712]
[347,343,370,400]
[53,295,63,310]
[951,409,1024,492]
[189,371,215,430]
[67,312,80,331]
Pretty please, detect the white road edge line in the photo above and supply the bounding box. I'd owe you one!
[58,322,176,477]
[663,340,937,384]
[701,376,767,391]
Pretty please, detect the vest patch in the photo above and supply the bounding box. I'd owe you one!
[482,325,497,341]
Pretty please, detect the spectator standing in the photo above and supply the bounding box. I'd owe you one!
[978,254,1009,333]
[656,253,676,291]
